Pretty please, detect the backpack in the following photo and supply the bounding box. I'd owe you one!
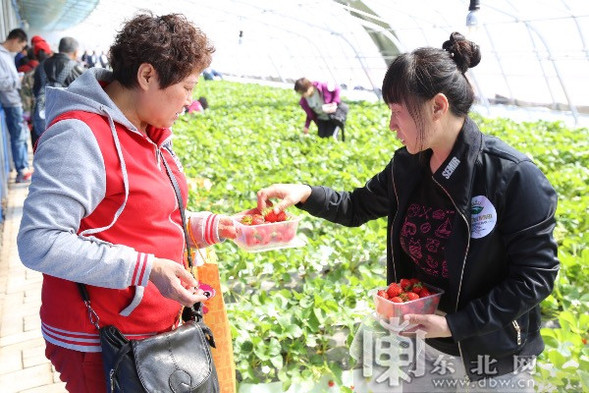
[19,71,36,114]
[35,59,78,120]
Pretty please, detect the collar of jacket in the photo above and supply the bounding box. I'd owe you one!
[430,116,484,217]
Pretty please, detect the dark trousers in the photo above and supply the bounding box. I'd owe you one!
[316,102,348,140]
[316,119,339,138]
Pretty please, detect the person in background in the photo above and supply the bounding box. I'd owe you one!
[185,96,209,114]
[294,76,348,139]
[257,33,559,392]
[86,50,98,68]
[99,50,109,69]
[80,49,90,67]
[16,46,40,140]
[202,67,222,80]
[0,28,32,183]
[18,13,235,392]
[16,46,39,73]
[31,35,52,62]
[31,36,85,147]
[14,44,28,68]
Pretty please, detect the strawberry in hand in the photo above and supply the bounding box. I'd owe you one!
[262,207,287,223]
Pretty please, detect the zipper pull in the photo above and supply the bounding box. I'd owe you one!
[109,369,115,393]
[512,320,522,345]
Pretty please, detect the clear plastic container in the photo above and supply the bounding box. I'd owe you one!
[371,283,444,319]
[232,209,303,252]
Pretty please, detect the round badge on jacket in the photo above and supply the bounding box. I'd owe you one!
[470,195,497,239]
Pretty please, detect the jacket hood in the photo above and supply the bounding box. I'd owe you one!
[45,68,138,133]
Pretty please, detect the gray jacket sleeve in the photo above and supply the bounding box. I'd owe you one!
[17,118,152,289]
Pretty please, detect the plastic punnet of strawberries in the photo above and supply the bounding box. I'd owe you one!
[377,278,434,303]
[233,207,300,250]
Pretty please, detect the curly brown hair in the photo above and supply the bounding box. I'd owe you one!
[109,12,215,89]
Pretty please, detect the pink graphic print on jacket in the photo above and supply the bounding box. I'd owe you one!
[400,203,455,279]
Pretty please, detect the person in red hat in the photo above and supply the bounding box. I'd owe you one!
[31,35,52,61]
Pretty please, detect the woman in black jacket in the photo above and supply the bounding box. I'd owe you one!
[257,32,559,392]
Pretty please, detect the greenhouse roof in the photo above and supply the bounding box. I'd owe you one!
[14,0,589,126]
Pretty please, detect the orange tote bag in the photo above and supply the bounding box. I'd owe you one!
[192,248,236,393]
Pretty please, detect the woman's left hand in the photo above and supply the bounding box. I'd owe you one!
[401,314,452,338]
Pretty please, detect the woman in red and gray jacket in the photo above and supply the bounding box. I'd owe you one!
[17,13,234,393]
[294,77,348,139]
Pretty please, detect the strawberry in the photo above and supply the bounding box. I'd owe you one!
[240,215,253,225]
[399,278,412,291]
[245,230,261,246]
[257,226,273,245]
[281,224,296,241]
[412,282,423,294]
[377,289,389,299]
[251,214,265,225]
[418,287,432,298]
[271,230,284,242]
[386,283,402,298]
[262,207,287,223]
[405,292,420,301]
[390,296,403,303]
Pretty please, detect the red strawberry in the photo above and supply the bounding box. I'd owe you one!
[405,292,420,301]
[245,230,261,246]
[418,287,432,298]
[377,289,389,299]
[412,282,423,294]
[262,208,287,223]
[399,278,412,291]
[281,224,296,241]
[386,283,402,298]
[251,214,265,225]
[271,230,284,242]
[390,296,403,303]
[258,227,273,245]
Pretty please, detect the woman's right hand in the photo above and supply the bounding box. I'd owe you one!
[149,258,207,307]
[257,184,312,213]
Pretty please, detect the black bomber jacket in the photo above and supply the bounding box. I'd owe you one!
[299,116,560,381]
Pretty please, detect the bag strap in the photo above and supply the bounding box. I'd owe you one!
[77,147,200,328]
[160,150,193,269]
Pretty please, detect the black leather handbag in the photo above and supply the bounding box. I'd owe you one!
[96,303,219,393]
[327,102,348,141]
[77,152,220,392]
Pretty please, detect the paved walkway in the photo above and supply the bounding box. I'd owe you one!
[0,173,66,392]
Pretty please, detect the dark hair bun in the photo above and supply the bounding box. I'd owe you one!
[442,32,481,73]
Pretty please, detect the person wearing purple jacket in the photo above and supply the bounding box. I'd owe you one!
[294,77,348,139]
